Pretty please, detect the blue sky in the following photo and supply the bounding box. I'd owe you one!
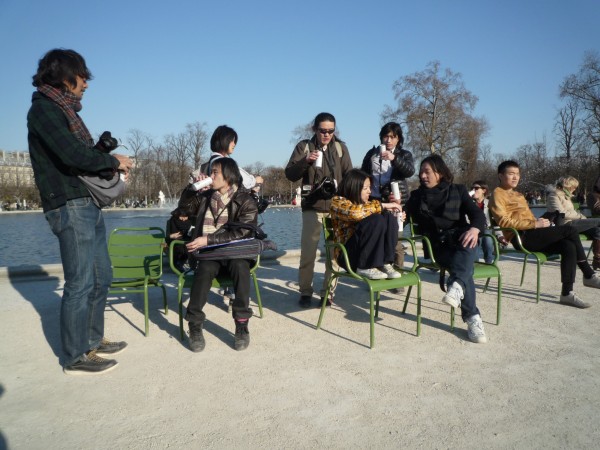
[1,0,598,168]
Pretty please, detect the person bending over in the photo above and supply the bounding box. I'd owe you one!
[489,161,600,308]
[405,154,488,343]
[330,169,403,280]
[184,158,258,352]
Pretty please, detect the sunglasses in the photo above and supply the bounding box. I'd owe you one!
[471,186,483,190]
[318,128,335,135]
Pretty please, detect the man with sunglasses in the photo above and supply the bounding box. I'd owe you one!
[285,112,353,308]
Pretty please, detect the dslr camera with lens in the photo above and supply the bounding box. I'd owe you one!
[301,176,337,206]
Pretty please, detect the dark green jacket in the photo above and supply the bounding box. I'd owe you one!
[27,92,119,212]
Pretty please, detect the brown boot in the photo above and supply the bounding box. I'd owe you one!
[394,241,405,269]
[592,240,600,270]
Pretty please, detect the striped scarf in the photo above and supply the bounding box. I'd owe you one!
[37,84,94,145]
[202,186,237,235]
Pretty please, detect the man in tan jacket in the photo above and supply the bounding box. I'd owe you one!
[489,160,600,308]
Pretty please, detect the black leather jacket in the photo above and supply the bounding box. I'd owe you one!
[360,145,414,206]
[187,189,258,246]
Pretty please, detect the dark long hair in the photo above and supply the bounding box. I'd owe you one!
[32,49,93,90]
[337,169,371,204]
[420,154,454,183]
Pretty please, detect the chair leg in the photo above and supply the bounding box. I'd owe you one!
[520,256,528,286]
[316,276,336,330]
[369,288,376,349]
[482,278,491,294]
[178,280,185,341]
[416,282,422,337]
[161,284,168,315]
[402,287,412,314]
[252,273,263,318]
[496,274,502,326]
[144,286,149,337]
[535,257,541,303]
[375,291,381,318]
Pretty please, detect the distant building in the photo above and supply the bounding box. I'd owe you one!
[0,150,35,188]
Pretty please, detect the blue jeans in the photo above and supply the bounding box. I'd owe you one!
[45,198,112,366]
[433,243,480,321]
[479,235,494,264]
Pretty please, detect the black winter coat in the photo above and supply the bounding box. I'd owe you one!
[360,146,414,206]
[187,189,258,246]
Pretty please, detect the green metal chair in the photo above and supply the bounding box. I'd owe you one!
[493,226,560,303]
[316,217,422,349]
[169,240,263,341]
[108,227,168,336]
[409,221,503,327]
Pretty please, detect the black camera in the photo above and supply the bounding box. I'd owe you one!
[302,177,337,206]
[252,192,270,214]
[380,183,391,202]
[540,210,566,226]
[94,131,119,153]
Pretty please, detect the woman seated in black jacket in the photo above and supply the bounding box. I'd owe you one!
[184,158,258,353]
[405,154,488,344]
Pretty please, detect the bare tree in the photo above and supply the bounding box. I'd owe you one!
[560,51,600,169]
[554,101,584,162]
[382,61,488,160]
[185,121,209,169]
[290,122,314,144]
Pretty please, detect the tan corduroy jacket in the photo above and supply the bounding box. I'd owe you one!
[489,187,536,241]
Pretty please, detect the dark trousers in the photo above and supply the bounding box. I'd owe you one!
[186,259,253,324]
[568,218,600,240]
[340,213,398,271]
[433,243,480,320]
[517,224,586,285]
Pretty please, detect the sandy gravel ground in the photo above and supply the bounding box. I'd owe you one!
[1,252,599,449]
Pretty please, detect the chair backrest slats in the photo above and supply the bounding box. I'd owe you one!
[108,227,165,280]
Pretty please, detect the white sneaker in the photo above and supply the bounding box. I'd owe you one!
[583,273,600,289]
[381,264,401,279]
[466,314,487,343]
[442,282,463,309]
[559,291,591,309]
[357,268,388,280]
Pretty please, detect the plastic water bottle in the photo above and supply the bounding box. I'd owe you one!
[191,177,213,191]
[390,181,403,232]
[315,145,325,168]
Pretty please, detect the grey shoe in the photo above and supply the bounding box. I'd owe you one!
[466,314,488,343]
[381,264,402,279]
[442,282,463,309]
[94,338,128,356]
[582,273,600,289]
[63,352,118,375]
[559,291,591,309]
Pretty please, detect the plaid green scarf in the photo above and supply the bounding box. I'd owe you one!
[37,84,94,145]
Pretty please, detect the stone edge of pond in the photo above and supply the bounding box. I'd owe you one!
[0,248,325,279]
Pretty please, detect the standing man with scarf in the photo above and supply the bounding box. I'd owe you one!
[28,49,133,375]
